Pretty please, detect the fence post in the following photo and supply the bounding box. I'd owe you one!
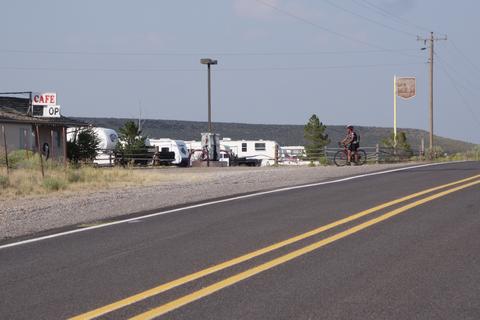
[274,144,278,165]
[63,127,67,171]
[376,144,379,164]
[2,125,9,175]
[36,125,45,178]
[50,129,55,160]
[420,137,425,161]
[24,128,29,160]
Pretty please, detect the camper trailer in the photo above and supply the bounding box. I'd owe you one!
[220,139,279,166]
[146,138,189,167]
[67,127,118,166]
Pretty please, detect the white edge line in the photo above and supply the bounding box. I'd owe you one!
[0,161,464,250]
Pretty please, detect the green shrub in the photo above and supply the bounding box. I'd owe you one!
[4,150,37,169]
[318,157,329,166]
[43,177,66,191]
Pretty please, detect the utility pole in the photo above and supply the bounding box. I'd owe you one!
[417,32,447,158]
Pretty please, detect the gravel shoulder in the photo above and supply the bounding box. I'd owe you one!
[1,163,418,241]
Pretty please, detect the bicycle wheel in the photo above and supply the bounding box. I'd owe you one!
[334,150,348,166]
[356,149,367,165]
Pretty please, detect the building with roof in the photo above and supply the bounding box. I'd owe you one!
[0,94,86,161]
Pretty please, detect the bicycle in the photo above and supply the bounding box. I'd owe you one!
[333,143,367,166]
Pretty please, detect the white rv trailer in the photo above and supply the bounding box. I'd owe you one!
[67,127,118,166]
[146,138,189,166]
[220,138,279,166]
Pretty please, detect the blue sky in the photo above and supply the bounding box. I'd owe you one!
[1,0,479,144]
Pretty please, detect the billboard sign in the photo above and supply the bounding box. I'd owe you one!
[42,105,61,118]
[32,92,57,106]
[396,77,416,99]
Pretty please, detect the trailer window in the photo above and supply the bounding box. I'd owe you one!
[242,143,247,152]
[255,143,266,151]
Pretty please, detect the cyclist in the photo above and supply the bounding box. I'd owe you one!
[340,125,360,164]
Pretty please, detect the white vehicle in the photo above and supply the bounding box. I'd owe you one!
[67,127,118,166]
[184,140,202,153]
[220,138,279,166]
[146,138,189,166]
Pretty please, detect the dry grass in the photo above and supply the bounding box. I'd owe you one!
[0,151,192,199]
[0,166,176,199]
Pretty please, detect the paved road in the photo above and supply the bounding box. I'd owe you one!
[1,161,479,319]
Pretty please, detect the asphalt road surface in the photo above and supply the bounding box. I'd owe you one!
[1,161,479,320]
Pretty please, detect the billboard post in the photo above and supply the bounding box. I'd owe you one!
[393,77,416,147]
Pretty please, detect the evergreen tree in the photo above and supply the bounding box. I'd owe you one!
[304,114,330,161]
[67,128,100,163]
[382,131,412,158]
[116,121,147,153]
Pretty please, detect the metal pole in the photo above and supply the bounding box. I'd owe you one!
[208,63,212,132]
[429,32,434,158]
[36,125,44,178]
[393,75,397,144]
[2,125,9,175]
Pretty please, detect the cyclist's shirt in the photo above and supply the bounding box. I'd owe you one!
[345,131,359,145]
[351,131,359,145]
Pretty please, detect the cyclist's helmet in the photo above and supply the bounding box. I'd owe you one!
[346,125,354,130]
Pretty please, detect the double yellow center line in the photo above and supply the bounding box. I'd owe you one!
[70,174,480,320]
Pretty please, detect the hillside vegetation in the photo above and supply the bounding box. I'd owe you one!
[74,117,476,154]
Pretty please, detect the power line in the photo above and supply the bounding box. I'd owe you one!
[254,0,420,57]
[434,52,479,95]
[320,0,417,37]
[448,40,480,75]
[0,62,425,72]
[0,48,419,57]
[352,0,433,33]
[436,57,480,127]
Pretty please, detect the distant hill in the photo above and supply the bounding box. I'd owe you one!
[74,117,476,154]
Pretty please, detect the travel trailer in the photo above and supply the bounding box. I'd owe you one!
[146,138,189,167]
[220,138,279,166]
[67,127,118,166]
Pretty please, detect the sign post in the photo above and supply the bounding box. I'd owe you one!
[393,77,416,145]
[394,75,397,146]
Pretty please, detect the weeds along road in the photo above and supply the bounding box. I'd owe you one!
[0,161,479,320]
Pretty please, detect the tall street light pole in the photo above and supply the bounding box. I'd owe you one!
[200,58,218,132]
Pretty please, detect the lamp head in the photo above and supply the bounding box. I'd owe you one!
[200,58,218,65]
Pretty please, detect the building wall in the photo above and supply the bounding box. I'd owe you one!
[0,122,34,153]
[36,125,65,160]
[0,122,66,160]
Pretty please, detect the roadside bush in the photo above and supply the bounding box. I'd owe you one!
[318,157,329,166]
[1,150,36,169]
[42,177,66,191]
